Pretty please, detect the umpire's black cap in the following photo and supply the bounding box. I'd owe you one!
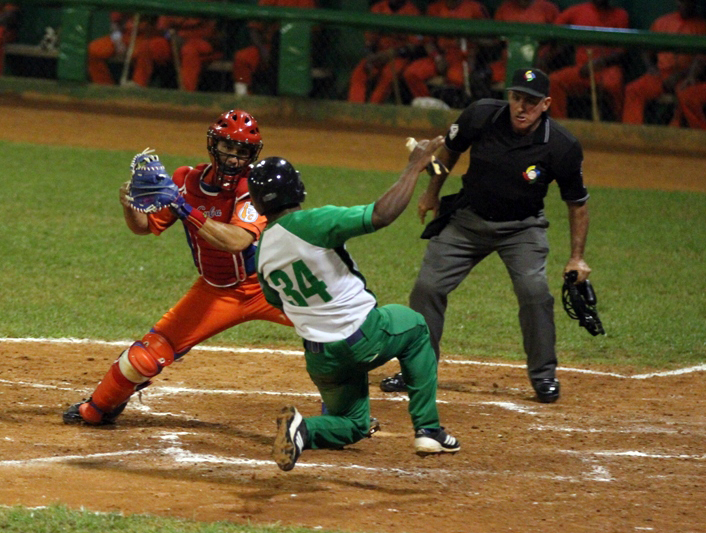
[506,68,550,98]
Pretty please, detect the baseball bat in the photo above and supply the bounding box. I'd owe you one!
[119,13,140,86]
[586,48,600,123]
[460,38,471,97]
[390,56,402,106]
[169,29,185,91]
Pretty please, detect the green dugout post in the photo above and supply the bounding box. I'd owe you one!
[278,21,313,97]
[504,35,538,96]
[57,7,91,82]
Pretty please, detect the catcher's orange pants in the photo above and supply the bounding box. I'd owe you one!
[622,70,674,124]
[676,82,706,129]
[81,274,292,423]
[348,57,410,104]
[403,52,467,99]
[87,34,153,86]
[154,274,292,354]
[548,64,623,119]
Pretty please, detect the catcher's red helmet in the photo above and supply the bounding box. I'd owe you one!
[206,110,263,190]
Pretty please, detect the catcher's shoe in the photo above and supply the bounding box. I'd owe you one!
[414,427,460,456]
[273,406,308,471]
[380,372,406,393]
[62,399,127,425]
[532,378,561,404]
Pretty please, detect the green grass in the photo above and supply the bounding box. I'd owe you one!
[1,141,704,368]
[0,505,347,533]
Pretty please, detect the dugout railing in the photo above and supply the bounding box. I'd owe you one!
[5,0,706,124]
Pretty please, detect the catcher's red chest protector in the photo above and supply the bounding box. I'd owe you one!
[148,164,266,287]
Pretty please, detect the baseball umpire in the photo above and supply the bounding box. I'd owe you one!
[63,109,292,425]
[248,140,460,471]
[380,68,591,403]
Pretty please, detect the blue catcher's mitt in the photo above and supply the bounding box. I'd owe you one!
[128,148,179,213]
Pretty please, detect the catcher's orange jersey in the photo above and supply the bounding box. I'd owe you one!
[147,164,266,287]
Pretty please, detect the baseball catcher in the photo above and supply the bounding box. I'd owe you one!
[63,109,293,426]
[562,270,605,336]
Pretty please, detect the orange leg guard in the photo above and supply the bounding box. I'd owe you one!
[79,333,175,424]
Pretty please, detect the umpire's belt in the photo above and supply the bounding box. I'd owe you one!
[303,328,364,353]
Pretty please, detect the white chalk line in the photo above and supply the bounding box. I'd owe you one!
[2,336,705,379]
[2,337,703,483]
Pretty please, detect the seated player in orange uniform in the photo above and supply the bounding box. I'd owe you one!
[0,3,19,76]
[402,0,489,101]
[142,10,224,92]
[63,110,293,426]
[347,0,421,104]
[622,0,706,124]
[674,54,706,129]
[87,12,160,87]
[232,0,316,96]
[488,0,560,87]
[542,0,630,120]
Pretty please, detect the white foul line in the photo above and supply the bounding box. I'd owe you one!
[1,336,705,379]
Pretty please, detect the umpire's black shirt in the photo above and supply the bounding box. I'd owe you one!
[446,99,589,222]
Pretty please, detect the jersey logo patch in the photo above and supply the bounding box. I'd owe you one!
[449,124,459,140]
[522,165,540,184]
[239,202,259,223]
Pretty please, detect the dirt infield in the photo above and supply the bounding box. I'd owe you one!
[1,99,705,533]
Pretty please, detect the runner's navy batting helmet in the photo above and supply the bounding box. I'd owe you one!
[248,157,306,216]
[207,110,263,190]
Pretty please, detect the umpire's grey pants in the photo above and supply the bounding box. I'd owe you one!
[409,206,557,380]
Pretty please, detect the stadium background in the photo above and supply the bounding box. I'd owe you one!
[1,1,705,532]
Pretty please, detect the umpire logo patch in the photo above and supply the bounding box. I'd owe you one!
[522,165,541,184]
[449,124,459,140]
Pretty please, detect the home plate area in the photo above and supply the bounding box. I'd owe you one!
[0,340,704,533]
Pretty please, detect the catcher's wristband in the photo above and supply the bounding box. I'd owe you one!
[171,197,207,229]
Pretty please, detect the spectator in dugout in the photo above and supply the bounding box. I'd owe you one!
[87,13,160,86]
[488,0,560,88]
[232,0,316,97]
[0,3,19,77]
[673,54,706,129]
[347,0,421,104]
[538,0,630,120]
[402,0,489,102]
[622,0,706,125]
[145,9,224,92]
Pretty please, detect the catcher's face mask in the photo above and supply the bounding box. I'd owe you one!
[206,110,263,190]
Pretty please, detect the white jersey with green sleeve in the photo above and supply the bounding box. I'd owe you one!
[255,203,378,342]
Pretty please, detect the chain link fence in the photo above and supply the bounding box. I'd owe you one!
[3,2,705,127]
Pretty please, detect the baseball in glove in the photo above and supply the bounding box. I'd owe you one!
[562,270,605,336]
[127,148,179,214]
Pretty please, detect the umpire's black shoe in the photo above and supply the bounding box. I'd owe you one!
[380,372,406,392]
[532,378,561,403]
[273,406,308,471]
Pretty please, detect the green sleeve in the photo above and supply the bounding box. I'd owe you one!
[283,203,376,248]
